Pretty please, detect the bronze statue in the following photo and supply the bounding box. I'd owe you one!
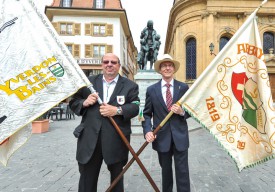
[138,20,161,70]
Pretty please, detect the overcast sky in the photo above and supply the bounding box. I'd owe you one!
[35,0,173,54]
[120,0,173,54]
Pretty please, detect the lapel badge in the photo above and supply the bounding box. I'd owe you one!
[117,96,125,105]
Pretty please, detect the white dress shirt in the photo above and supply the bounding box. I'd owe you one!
[161,79,174,105]
[161,79,185,116]
[103,75,119,103]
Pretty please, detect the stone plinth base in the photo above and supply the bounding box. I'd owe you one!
[131,70,161,134]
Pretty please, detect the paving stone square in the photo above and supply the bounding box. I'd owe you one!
[0,116,275,192]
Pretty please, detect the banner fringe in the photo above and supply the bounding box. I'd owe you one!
[183,107,275,172]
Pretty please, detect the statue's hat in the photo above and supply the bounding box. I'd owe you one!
[154,54,180,73]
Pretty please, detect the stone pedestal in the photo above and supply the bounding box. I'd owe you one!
[131,70,161,134]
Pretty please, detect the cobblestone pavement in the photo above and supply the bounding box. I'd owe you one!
[0,116,275,192]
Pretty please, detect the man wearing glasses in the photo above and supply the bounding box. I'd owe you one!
[70,53,140,192]
[142,54,190,192]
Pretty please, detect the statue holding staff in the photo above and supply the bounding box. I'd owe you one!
[138,20,161,70]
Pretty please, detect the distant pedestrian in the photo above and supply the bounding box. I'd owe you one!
[70,53,140,192]
[142,54,190,192]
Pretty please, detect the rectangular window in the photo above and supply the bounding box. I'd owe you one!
[62,0,71,7]
[65,43,80,58]
[93,45,105,58]
[100,46,105,57]
[90,70,102,76]
[93,24,105,36]
[95,0,104,8]
[60,23,73,35]
[83,69,103,77]
[67,24,73,35]
[52,22,81,36]
[85,23,112,36]
[93,25,99,35]
[100,25,105,35]
[93,46,99,58]
[85,44,112,58]
[66,44,73,54]
[60,24,66,34]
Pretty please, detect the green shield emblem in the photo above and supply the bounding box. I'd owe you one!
[49,62,64,77]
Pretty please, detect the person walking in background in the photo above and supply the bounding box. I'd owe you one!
[69,53,140,192]
[142,54,190,192]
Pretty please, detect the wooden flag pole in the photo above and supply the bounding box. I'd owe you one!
[106,102,179,192]
[87,85,160,192]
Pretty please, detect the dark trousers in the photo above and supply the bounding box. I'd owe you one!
[78,135,124,192]
[157,142,190,192]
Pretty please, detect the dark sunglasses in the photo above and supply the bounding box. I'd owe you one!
[102,60,118,65]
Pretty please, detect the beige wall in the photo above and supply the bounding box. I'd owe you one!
[165,0,275,97]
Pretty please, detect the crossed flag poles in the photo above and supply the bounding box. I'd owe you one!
[102,91,185,191]
[87,84,162,192]
[106,105,178,191]
[87,84,184,191]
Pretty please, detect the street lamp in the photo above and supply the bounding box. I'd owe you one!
[209,43,216,56]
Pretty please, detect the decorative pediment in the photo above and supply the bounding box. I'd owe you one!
[265,54,275,73]
[265,54,275,63]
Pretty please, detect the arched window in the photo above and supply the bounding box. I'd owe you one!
[219,36,230,51]
[186,38,196,80]
[263,32,274,54]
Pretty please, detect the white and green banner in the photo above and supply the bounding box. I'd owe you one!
[181,1,275,171]
[0,0,88,166]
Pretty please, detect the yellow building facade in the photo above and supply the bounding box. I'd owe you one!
[45,0,138,81]
[165,0,275,99]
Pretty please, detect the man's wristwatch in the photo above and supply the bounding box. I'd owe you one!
[116,107,122,115]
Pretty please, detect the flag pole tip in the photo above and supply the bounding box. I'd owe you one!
[261,0,268,6]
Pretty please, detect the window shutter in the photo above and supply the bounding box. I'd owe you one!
[106,24,113,36]
[73,44,80,57]
[91,24,95,36]
[85,23,91,35]
[91,44,94,57]
[85,44,92,58]
[51,22,60,34]
[106,45,113,53]
[74,23,81,35]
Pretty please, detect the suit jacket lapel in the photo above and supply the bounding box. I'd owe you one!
[173,80,180,103]
[154,80,168,111]
[108,75,124,104]
[95,74,104,101]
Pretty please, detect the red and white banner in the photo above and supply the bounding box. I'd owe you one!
[180,0,275,171]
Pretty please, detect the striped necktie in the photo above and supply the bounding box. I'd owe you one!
[166,83,172,111]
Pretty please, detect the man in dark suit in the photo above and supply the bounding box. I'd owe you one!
[69,53,140,192]
[142,54,190,192]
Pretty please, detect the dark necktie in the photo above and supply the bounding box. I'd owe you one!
[166,83,172,111]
